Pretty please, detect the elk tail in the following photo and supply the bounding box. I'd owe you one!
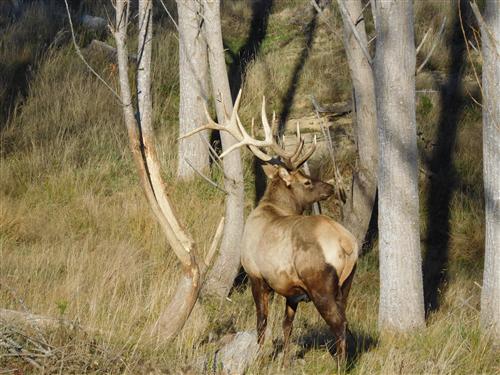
[338,239,359,286]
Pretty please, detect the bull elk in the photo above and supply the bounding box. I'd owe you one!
[182,90,359,361]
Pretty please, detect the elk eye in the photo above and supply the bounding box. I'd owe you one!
[304,180,312,186]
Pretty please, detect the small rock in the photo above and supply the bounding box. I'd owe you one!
[216,331,259,375]
[81,15,107,32]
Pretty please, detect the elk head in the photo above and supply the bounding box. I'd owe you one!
[260,164,334,213]
[179,89,334,211]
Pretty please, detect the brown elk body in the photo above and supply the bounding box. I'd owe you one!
[181,90,358,361]
[242,164,358,360]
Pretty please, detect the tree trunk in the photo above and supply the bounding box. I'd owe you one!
[479,0,500,343]
[177,0,210,179]
[202,0,245,298]
[337,0,378,247]
[113,0,222,341]
[374,0,425,331]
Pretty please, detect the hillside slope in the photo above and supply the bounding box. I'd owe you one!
[0,1,497,374]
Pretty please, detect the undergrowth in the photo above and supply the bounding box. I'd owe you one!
[0,1,497,374]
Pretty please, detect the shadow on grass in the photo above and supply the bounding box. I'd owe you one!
[228,0,273,99]
[278,325,378,368]
[0,1,70,132]
[277,8,318,136]
[422,0,473,316]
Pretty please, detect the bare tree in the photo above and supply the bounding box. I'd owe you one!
[477,0,500,342]
[112,0,223,339]
[177,0,210,179]
[200,0,246,298]
[374,0,425,331]
[337,0,378,246]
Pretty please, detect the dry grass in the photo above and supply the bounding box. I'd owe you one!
[0,1,498,374]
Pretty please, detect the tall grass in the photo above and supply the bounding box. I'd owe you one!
[0,1,497,374]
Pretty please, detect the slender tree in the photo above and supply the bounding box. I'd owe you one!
[374,0,425,331]
[201,0,246,298]
[177,0,210,179]
[337,0,378,246]
[112,0,223,340]
[478,0,500,342]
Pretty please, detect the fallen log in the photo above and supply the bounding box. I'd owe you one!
[0,308,77,330]
[83,39,138,63]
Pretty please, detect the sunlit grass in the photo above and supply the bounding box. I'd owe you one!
[0,1,496,374]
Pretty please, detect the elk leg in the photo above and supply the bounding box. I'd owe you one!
[250,277,271,347]
[303,270,348,360]
[282,298,298,366]
[314,296,347,360]
[340,264,356,307]
[339,264,356,344]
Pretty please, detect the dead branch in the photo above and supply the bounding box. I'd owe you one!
[184,157,228,193]
[336,0,373,66]
[416,26,432,55]
[310,0,341,38]
[416,17,447,74]
[470,1,499,56]
[459,3,484,101]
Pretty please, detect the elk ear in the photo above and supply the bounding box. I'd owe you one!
[262,163,279,179]
[278,167,293,186]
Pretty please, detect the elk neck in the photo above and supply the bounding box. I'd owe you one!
[259,178,304,215]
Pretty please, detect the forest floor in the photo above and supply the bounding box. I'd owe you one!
[0,1,498,374]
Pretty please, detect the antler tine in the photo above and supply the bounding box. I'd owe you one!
[289,122,305,162]
[223,89,245,139]
[178,102,224,140]
[219,93,274,160]
[290,138,305,162]
[258,98,295,160]
[292,134,317,169]
[181,91,294,164]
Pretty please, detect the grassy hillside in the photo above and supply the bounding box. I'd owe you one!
[0,1,497,374]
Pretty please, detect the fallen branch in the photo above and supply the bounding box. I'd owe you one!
[0,308,78,330]
[83,39,138,63]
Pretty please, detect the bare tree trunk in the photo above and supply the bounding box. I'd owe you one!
[202,0,245,298]
[337,0,378,247]
[479,0,500,343]
[113,0,223,340]
[177,0,210,179]
[374,0,425,331]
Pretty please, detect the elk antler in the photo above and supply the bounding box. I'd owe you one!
[179,89,317,170]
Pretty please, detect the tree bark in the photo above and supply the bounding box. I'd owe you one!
[479,0,500,343]
[374,0,425,331]
[202,0,245,298]
[113,0,222,340]
[337,0,378,247]
[177,0,210,179]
